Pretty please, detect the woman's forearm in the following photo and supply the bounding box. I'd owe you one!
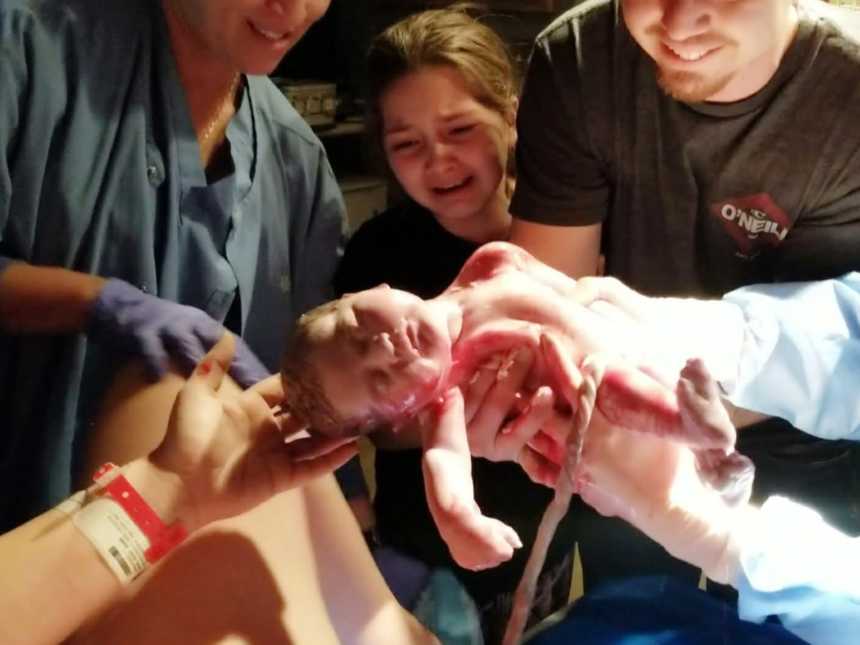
[0,261,106,333]
[0,459,184,645]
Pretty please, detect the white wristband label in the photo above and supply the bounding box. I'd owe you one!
[73,497,151,584]
[56,489,88,516]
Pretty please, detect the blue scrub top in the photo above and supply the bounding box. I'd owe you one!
[0,0,345,530]
[725,273,860,441]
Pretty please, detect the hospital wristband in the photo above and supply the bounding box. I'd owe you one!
[72,463,187,584]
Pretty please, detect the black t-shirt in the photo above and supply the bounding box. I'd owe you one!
[509,0,860,537]
[512,0,860,297]
[334,202,578,607]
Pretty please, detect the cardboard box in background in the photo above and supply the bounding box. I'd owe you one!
[340,175,387,233]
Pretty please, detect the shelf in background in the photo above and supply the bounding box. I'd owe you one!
[316,118,366,139]
[338,174,388,232]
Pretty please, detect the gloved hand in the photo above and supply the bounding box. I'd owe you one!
[572,276,748,390]
[575,359,757,584]
[87,278,269,387]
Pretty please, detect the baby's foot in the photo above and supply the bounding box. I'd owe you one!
[678,358,754,507]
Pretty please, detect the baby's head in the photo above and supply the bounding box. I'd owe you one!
[281,285,455,437]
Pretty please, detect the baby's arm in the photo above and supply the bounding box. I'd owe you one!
[451,241,581,298]
[420,387,522,571]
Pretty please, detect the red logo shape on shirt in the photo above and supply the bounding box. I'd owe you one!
[710,193,792,258]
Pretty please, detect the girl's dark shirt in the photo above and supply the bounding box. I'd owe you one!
[334,201,578,607]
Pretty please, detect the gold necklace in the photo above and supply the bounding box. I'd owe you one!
[200,74,242,146]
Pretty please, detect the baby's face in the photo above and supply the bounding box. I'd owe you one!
[306,285,453,431]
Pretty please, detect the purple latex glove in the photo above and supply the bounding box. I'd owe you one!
[87,279,270,387]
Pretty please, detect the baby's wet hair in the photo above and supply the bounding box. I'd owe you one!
[282,300,392,438]
[281,301,353,437]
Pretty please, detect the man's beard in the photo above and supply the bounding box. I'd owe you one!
[657,68,734,103]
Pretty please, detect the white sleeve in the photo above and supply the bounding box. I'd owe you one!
[735,496,860,645]
[722,272,860,441]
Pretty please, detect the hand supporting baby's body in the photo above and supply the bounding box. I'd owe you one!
[501,354,755,645]
[578,358,756,582]
[417,243,747,573]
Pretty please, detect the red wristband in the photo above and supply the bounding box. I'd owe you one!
[93,463,187,563]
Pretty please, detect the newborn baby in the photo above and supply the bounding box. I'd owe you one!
[282,242,750,571]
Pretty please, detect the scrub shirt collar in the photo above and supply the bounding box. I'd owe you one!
[156,6,257,201]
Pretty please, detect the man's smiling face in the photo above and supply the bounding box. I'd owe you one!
[622,0,798,103]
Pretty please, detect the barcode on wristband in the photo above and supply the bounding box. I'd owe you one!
[108,546,133,577]
[73,497,150,584]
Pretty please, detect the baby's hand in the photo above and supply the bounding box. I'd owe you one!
[434,498,522,571]
[421,386,522,570]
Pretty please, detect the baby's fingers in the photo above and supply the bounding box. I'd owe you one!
[469,519,520,571]
[494,520,523,551]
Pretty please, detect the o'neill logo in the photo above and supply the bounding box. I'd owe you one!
[709,193,792,259]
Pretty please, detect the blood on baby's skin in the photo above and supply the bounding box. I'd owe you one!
[597,366,682,438]
[597,365,733,451]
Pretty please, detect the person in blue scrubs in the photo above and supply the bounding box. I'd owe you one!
[0,0,345,532]
[532,273,860,645]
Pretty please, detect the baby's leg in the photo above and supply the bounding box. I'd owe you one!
[598,362,740,453]
[421,387,522,571]
[678,359,754,508]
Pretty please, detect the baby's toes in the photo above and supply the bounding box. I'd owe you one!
[696,450,754,507]
[713,452,755,507]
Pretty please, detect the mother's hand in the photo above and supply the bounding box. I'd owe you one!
[146,333,358,533]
